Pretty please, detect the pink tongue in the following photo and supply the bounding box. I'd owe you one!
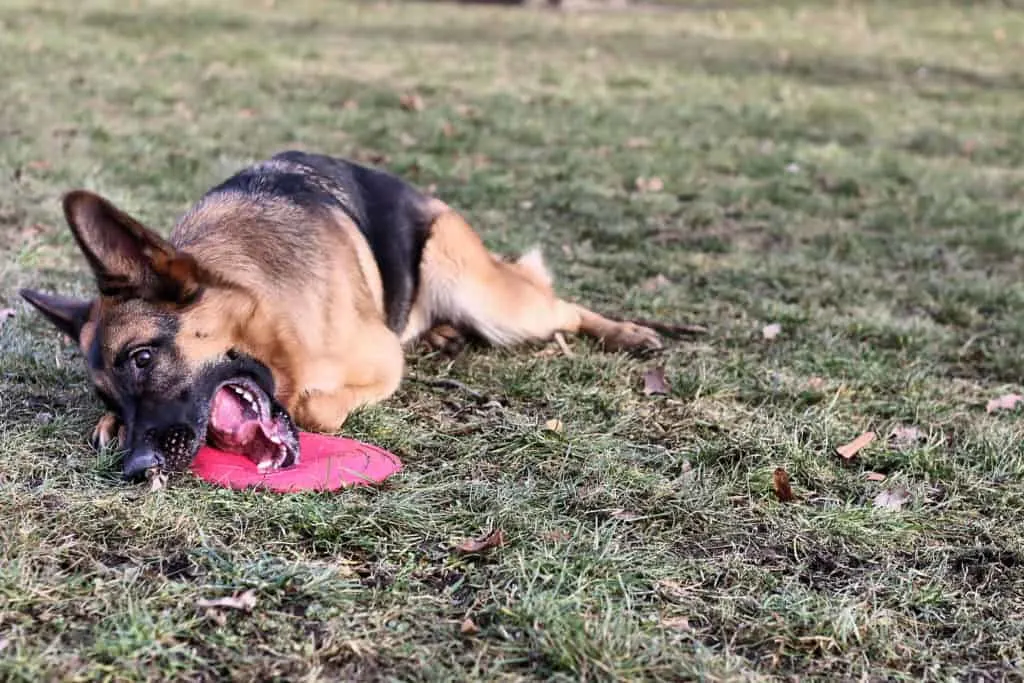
[211,388,246,431]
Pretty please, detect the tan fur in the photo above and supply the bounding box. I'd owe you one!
[41,173,660,450]
[173,198,403,432]
[400,204,661,354]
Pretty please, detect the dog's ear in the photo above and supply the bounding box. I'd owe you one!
[62,190,201,303]
[18,289,93,343]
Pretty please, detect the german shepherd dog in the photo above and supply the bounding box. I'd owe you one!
[20,151,662,481]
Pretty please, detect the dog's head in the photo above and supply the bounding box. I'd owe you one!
[20,191,299,481]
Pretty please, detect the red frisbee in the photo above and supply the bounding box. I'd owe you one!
[190,432,402,493]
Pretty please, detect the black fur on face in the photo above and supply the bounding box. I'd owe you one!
[118,351,298,481]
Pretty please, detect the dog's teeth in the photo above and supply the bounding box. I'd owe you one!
[269,435,281,444]
[240,390,253,401]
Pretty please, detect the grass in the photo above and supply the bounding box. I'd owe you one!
[2,0,1024,679]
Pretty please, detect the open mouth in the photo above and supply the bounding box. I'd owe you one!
[206,376,299,472]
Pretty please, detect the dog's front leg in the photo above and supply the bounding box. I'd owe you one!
[91,411,126,451]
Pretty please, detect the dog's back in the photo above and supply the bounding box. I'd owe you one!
[173,151,438,333]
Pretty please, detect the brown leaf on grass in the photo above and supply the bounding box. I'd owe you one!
[807,376,825,390]
[237,108,255,119]
[27,160,50,170]
[762,323,782,340]
[836,431,875,460]
[455,103,480,119]
[864,472,887,482]
[661,616,692,631]
[873,487,911,511]
[460,617,480,635]
[340,98,359,110]
[642,366,670,396]
[399,132,417,148]
[197,589,257,611]
[441,120,455,138]
[640,274,671,292]
[625,137,652,149]
[0,308,14,328]
[543,418,564,434]
[455,529,505,554]
[609,509,642,521]
[542,529,571,542]
[399,93,424,112]
[772,467,797,502]
[634,176,664,193]
[986,393,1023,414]
[656,579,693,600]
[889,425,923,450]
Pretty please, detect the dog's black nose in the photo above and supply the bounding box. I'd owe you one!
[122,445,162,481]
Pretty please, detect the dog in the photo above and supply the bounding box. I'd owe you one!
[20,151,662,481]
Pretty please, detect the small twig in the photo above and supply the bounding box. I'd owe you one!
[626,317,709,338]
[552,332,574,357]
[408,376,488,403]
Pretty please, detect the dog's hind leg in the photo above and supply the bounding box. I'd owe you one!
[411,208,662,353]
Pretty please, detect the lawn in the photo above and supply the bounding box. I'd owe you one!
[2,0,1024,679]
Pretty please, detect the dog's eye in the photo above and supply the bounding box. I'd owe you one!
[131,348,154,370]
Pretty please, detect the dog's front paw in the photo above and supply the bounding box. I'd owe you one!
[91,412,126,451]
[600,322,663,353]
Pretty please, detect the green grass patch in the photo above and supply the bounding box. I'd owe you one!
[2,0,1024,679]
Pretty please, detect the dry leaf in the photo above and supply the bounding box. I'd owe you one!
[197,589,257,611]
[642,366,670,396]
[27,160,50,170]
[455,528,505,554]
[986,393,1023,414]
[873,487,910,511]
[661,616,691,631]
[399,93,424,112]
[609,509,642,521]
[0,308,14,328]
[460,617,480,635]
[399,132,417,148]
[762,323,782,340]
[634,176,664,193]
[836,431,875,460]
[640,274,671,292]
[542,529,570,542]
[864,472,887,482]
[237,108,255,119]
[441,121,455,138]
[889,425,923,449]
[656,579,693,600]
[544,418,564,434]
[340,99,359,111]
[772,467,796,502]
[807,376,825,390]
[0,637,8,652]
[625,137,652,149]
